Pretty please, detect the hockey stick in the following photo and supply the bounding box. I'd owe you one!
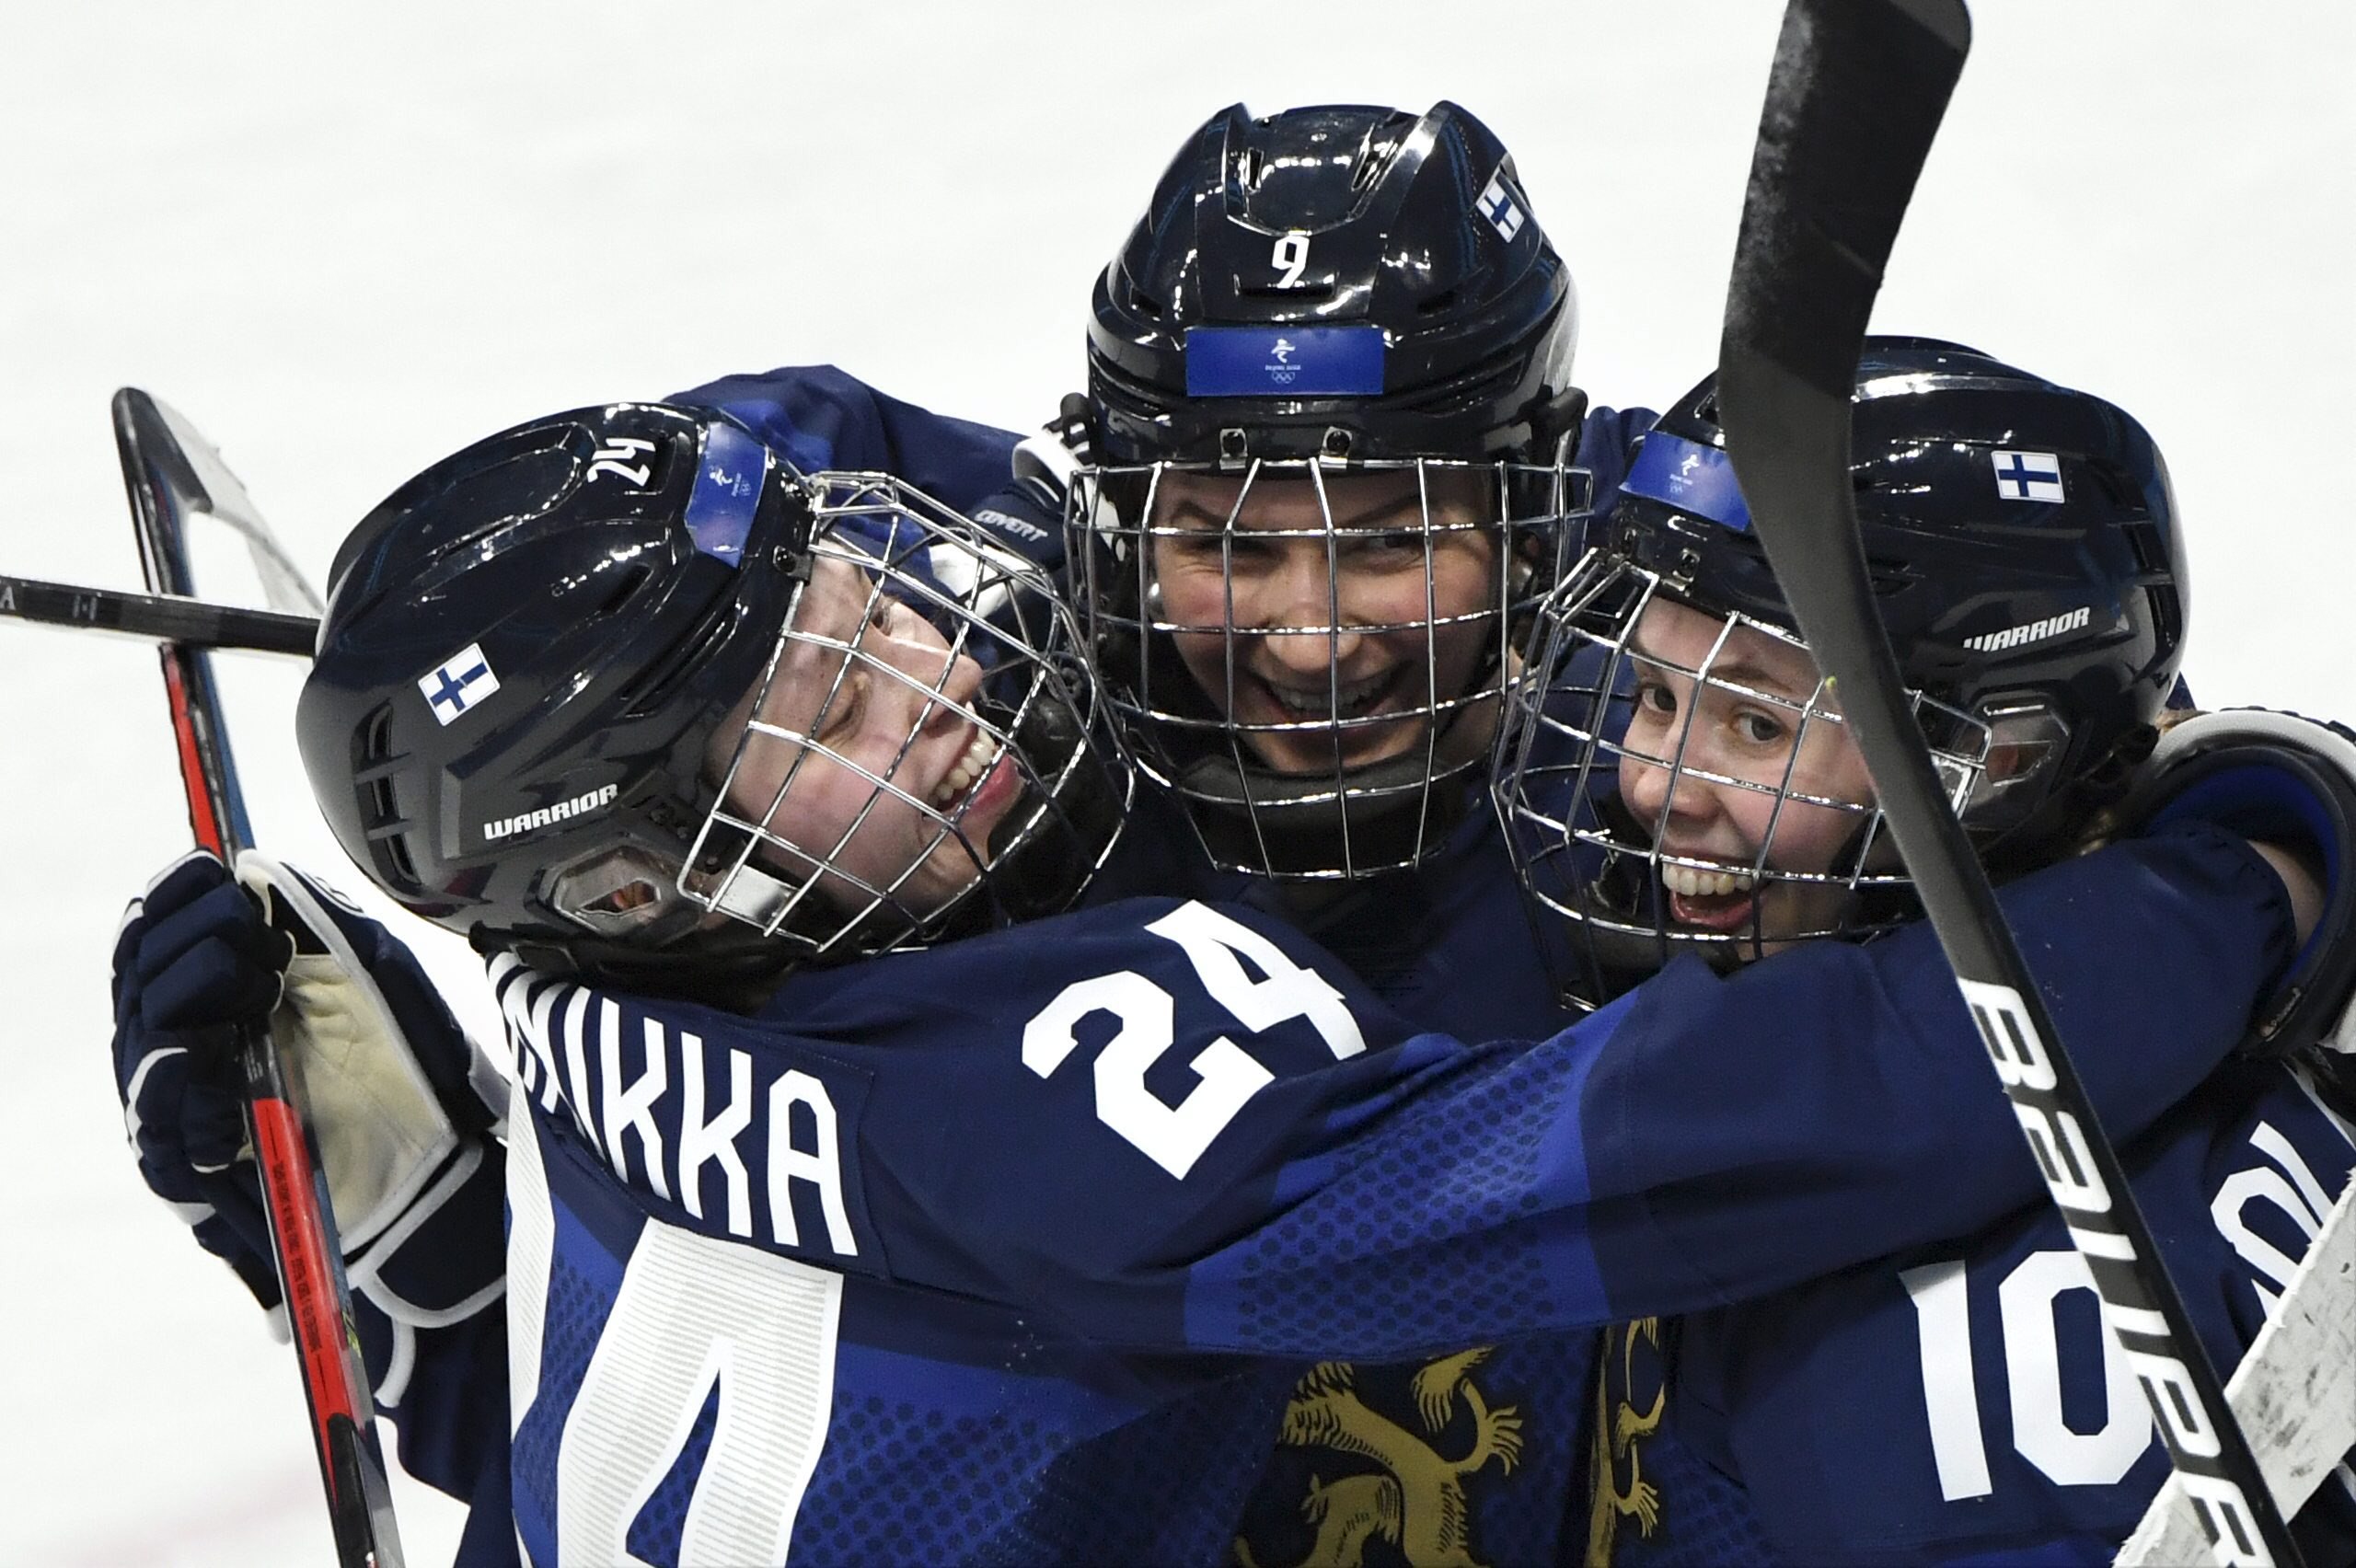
[1714,3,2299,1564]
[0,572,317,654]
[121,398,328,618]
[114,387,405,1568]
[2119,1175,2356,1563]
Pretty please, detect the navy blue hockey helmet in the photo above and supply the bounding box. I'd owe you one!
[298,402,1127,999]
[1086,99,1583,467]
[1070,101,1588,878]
[1502,339,2188,998]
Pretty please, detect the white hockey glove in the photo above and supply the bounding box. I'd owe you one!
[111,851,505,1395]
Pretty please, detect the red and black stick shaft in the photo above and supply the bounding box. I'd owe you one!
[114,390,402,1568]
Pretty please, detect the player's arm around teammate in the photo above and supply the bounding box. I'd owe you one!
[1495,341,2355,1564]
[105,389,2322,1565]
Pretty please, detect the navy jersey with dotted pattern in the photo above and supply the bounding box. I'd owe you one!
[478,818,2289,1565]
[341,367,2304,1565]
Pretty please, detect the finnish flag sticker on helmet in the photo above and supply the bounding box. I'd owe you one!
[419,641,501,726]
[1992,449,2066,502]
[1476,172,1525,242]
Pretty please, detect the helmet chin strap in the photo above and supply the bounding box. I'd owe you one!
[1172,743,1482,876]
[487,918,802,1014]
[1172,742,1482,812]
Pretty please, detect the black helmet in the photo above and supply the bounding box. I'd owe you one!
[299,402,1127,1001]
[1071,101,1588,878]
[1502,338,2187,1000]
[1086,99,1583,466]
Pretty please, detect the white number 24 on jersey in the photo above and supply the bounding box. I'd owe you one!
[1021,901,1365,1178]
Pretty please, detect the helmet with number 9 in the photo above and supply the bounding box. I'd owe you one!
[296,402,1128,1003]
[1070,100,1589,878]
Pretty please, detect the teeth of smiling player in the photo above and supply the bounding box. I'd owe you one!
[1267,671,1390,718]
[931,732,1001,809]
[1661,863,1759,898]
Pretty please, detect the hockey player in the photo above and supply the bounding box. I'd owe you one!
[110,395,2331,1565]
[661,101,1646,1049]
[1041,100,1669,1562]
[1033,100,1657,1043]
[1497,340,2356,1562]
[1068,102,1614,870]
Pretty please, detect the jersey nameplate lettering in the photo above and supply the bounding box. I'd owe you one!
[492,955,871,1263]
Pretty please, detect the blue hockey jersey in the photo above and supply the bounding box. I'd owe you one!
[476,823,2290,1566]
[1055,406,1669,1564]
[641,376,1677,1564]
[1593,1060,2356,1566]
[335,365,2299,1566]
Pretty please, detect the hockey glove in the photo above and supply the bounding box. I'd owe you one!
[2119,708,2356,1061]
[964,396,1089,572]
[110,850,506,1355]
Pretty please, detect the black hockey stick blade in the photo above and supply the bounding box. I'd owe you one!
[115,386,325,615]
[1715,4,2300,1564]
[0,572,317,654]
[113,390,405,1568]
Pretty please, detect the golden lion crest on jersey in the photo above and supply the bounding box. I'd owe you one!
[1234,1347,1524,1568]
[1585,1318,1668,1565]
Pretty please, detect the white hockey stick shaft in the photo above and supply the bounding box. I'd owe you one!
[2117,1178,2356,1564]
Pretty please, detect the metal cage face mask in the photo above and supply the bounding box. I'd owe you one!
[559,472,1127,963]
[1498,550,1994,1007]
[1069,453,1587,879]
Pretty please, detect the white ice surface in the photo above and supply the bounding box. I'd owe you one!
[0,3,2347,1562]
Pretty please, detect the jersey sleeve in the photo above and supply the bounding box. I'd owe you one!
[1584,819,2297,1315]
[485,816,2292,1363]
[1579,403,1657,509]
[668,364,1019,509]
